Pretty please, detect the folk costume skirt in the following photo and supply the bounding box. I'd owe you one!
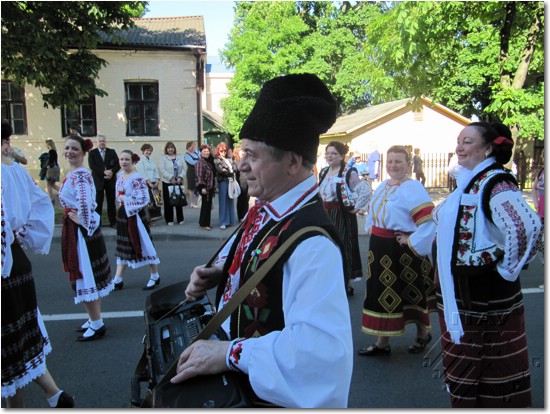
[69,223,113,304]
[323,202,358,284]
[434,264,531,408]
[361,230,435,336]
[1,242,51,398]
[115,207,160,269]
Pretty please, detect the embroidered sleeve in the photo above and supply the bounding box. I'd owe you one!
[226,337,246,372]
[124,176,149,217]
[490,183,543,281]
[74,171,99,235]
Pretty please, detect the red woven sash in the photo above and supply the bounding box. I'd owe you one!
[61,209,83,281]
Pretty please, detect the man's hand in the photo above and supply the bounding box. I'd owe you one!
[170,340,230,384]
[104,169,113,179]
[185,264,223,301]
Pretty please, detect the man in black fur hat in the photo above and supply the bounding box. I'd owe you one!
[171,74,353,407]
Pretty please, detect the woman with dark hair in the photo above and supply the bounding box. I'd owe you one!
[59,135,113,342]
[184,141,200,208]
[2,122,74,407]
[319,141,370,296]
[195,144,216,230]
[432,122,542,407]
[113,150,160,291]
[44,139,60,203]
[213,142,237,229]
[159,141,186,225]
[359,145,436,356]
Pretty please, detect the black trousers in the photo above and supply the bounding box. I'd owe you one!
[95,178,117,226]
[199,191,214,227]
[162,182,184,224]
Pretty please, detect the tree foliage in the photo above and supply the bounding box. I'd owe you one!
[1,1,146,109]
[220,1,543,143]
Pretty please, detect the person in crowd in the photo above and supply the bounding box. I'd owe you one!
[44,139,60,204]
[136,143,162,224]
[432,122,542,408]
[347,151,356,167]
[359,145,436,356]
[59,135,113,342]
[213,142,238,230]
[412,148,426,186]
[353,155,368,178]
[88,135,120,228]
[184,141,200,208]
[1,122,75,408]
[171,73,353,408]
[367,149,381,184]
[195,144,216,231]
[233,146,250,221]
[318,141,365,296]
[112,150,161,291]
[159,141,186,226]
[532,164,545,278]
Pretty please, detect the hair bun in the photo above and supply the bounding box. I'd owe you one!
[132,153,140,164]
[84,139,94,152]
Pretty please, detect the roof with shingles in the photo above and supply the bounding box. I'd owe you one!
[323,97,470,137]
[99,16,206,49]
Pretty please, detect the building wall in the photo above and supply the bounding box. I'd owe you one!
[317,105,466,173]
[203,71,233,116]
[10,49,200,186]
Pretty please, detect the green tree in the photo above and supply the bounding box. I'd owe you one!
[364,1,544,141]
[1,1,146,109]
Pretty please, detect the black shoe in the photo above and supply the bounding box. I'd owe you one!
[76,325,106,342]
[110,224,117,229]
[54,391,75,408]
[113,281,124,290]
[408,333,432,354]
[75,322,89,333]
[143,277,160,290]
[357,344,391,356]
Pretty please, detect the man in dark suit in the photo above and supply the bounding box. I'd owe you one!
[88,134,120,227]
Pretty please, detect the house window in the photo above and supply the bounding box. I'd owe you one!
[62,97,97,137]
[1,81,27,135]
[125,82,159,136]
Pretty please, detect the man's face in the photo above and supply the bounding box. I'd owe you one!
[239,139,292,202]
[1,139,11,158]
[97,137,107,150]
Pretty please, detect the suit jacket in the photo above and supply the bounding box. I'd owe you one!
[88,147,120,191]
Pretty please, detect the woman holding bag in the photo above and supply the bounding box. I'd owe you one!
[159,141,186,226]
[136,143,162,224]
[113,150,161,291]
[213,142,237,230]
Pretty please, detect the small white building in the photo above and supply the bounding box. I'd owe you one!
[319,97,471,187]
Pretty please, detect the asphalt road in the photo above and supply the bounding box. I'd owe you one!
[8,235,545,408]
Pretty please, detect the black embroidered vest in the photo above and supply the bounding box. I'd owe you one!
[215,195,345,339]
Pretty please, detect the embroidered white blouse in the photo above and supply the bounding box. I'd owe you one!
[365,179,435,257]
[116,172,149,216]
[1,162,54,277]
[216,175,353,408]
[59,168,100,236]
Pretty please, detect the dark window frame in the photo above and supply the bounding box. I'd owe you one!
[61,96,97,137]
[1,80,27,135]
[124,82,160,136]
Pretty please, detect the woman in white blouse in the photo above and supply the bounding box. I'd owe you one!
[136,143,161,222]
[158,141,186,225]
[59,135,113,342]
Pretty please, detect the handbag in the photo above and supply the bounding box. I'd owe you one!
[228,177,241,199]
[139,225,331,408]
[168,184,188,207]
[45,164,60,181]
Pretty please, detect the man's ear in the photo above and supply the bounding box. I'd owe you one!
[287,152,304,175]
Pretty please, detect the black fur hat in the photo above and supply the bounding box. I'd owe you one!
[239,73,337,163]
